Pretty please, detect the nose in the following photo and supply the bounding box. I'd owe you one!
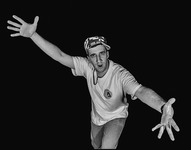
[96,55,102,63]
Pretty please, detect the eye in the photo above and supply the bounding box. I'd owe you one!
[100,51,106,55]
[90,54,96,58]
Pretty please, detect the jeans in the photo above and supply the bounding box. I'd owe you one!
[91,118,126,149]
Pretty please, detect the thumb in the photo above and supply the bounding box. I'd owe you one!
[168,98,176,105]
[34,16,39,25]
[165,98,175,116]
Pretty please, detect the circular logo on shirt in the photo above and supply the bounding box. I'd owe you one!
[104,89,112,99]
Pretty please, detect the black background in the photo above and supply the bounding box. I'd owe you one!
[2,1,189,149]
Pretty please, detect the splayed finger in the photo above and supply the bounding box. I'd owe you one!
[7,26,20,32]
[13,15,25,24]
[11,33,20,37]
[166,126,175,141]
[171,119,180,132]
[158,126,164,139]
[7,20,21,28]
[152,124,161,131]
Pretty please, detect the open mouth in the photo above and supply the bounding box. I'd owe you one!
[97,64,103,68]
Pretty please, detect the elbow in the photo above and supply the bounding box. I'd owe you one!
[135,86,157,102]
[49,48,63,61]
[134,85,148,100]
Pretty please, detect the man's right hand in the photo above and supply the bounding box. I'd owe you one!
[7,15,39,38]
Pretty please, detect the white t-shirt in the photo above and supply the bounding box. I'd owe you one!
[72,57,141,125]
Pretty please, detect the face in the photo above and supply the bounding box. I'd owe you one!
[88,45,109,74]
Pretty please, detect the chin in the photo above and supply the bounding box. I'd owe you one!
[96,66,105,73]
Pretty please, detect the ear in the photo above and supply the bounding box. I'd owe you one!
[106,51,109,59]
[87,55,90,61]
[87,55,91,62]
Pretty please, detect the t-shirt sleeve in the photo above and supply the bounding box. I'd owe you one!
[71,56,89,78]
[119,68,142,100]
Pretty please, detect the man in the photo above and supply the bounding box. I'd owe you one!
[7,15,180,149]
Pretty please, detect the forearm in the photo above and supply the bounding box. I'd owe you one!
[30,32,66,60]
[137,87,166,113]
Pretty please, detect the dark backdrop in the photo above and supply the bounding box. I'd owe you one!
[2,1,188,149]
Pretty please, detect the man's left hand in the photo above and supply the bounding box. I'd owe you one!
[152,98,180,141]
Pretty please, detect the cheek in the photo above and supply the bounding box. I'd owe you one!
[89,58,96,66]
[102,55,107,63]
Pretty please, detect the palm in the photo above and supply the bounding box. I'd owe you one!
[20,23,36,37]
[7,15,39,38]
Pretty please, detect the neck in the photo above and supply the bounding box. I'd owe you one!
[97,60,109,78]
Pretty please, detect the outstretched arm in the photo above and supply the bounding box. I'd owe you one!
[135,86,165,113]
[7,15,74,69]
[135,86,180,141]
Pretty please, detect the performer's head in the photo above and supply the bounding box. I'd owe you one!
[84,36,110,74]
